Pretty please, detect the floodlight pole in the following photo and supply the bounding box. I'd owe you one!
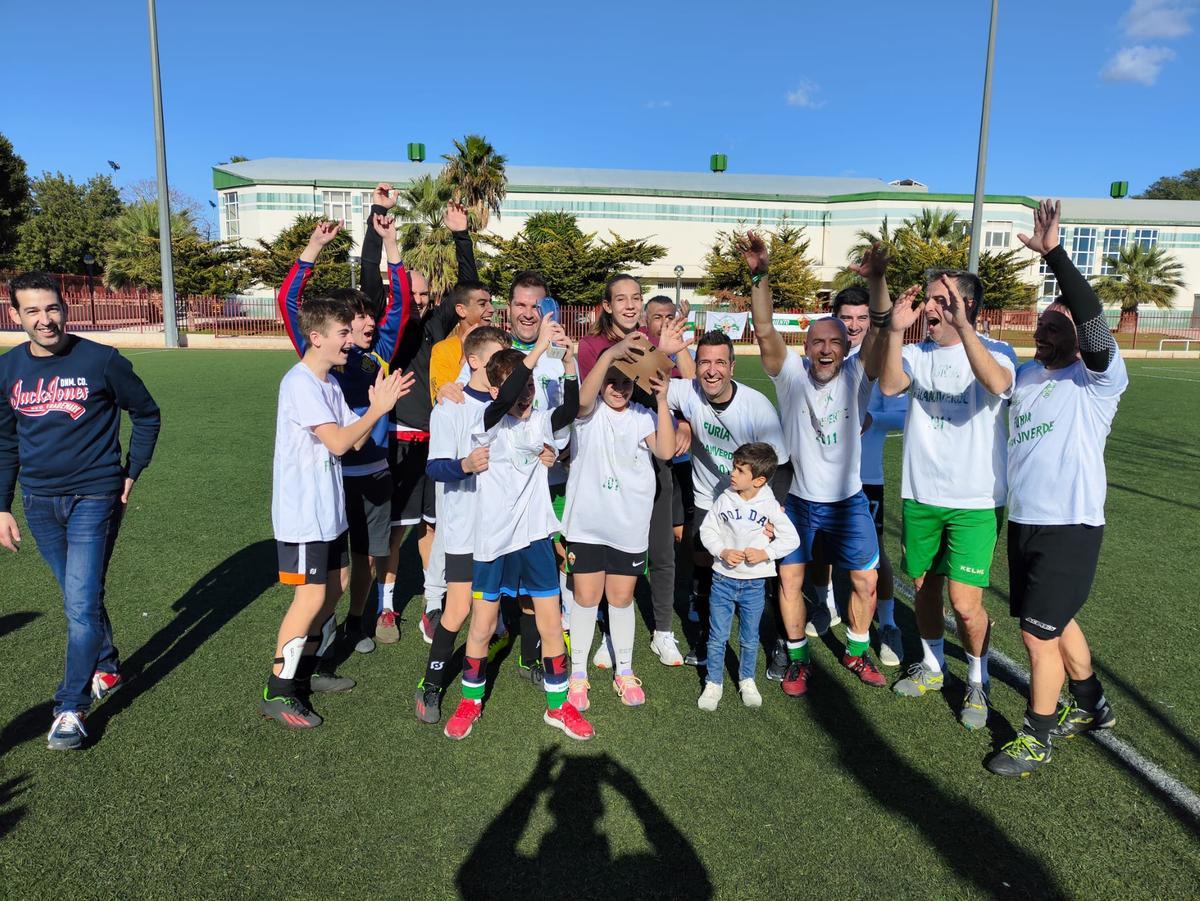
[967,0,998,275]
[147,0,180,347]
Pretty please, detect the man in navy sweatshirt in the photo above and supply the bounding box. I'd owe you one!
[1,271,161,751]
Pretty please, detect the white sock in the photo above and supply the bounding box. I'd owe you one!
[570,603,599,675]
[819,582,836,615]
[559,570,575,621]
[425,593,442,614]
[966,651,989,685]
[921,637,945,672]
[610,604,636,674]
[379,581,395,613]
[876,597,896,628]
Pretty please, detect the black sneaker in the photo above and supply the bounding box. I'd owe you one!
[684,633,708,668]
[415,683,443,724]
[516,659,545,688]
[259,691,322,729]
[766,640,788,682]
[310,669,356,693]
[1052,698,1116,738]
[986,732,1051,777]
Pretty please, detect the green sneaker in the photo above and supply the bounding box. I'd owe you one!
[960,681,990,731]
[986,732,1051,777]
[1052,698,1116,738]
[893,661,944,697]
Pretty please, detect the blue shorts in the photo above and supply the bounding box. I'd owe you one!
[472,538,560,601]
[782,492,880,572]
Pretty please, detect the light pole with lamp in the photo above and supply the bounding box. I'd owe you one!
[674,264,684,307]
[967,0,999,275]
[350,255,360,290]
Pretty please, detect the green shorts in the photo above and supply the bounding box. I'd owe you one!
[901,500,1004,588]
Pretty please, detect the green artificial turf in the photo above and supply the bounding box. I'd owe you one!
[0,349,1197,899]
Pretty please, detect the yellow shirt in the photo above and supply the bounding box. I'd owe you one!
[429,334,464,404]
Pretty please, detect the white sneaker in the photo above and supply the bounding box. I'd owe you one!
[698,681,723,711]
[592,634,613,670]
[739,678,762,708]
[650,631,684,666]
[879,624,903,667]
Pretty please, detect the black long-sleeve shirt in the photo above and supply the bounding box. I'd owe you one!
[361,204,478,432]
[0,336,161,508]
[1043,245,1118,372]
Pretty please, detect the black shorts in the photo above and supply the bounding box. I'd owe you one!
[277,532,349,586]
[863,482,885,537]
[344,469,393,557]
[446,552,474,584]
[692,507,711,554]
[390,438,436,527]
[1008,522,1104,639]
[671,462,695,528]
[567,542,648,577]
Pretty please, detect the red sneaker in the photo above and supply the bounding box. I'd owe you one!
[781,661,811,697]
[842,653,887,687]
[544,702,595,740]
[91,671,122,701]
[443,698,482,740]
[377,609,400,645]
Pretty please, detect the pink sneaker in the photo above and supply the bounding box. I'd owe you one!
[568,676,590,711]
[613,673,645,707]
[91,671,122,701]
[544,702,594,740]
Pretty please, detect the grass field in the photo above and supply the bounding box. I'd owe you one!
[1,349,1197,900]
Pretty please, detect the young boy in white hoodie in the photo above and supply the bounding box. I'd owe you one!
[698,443,799,709]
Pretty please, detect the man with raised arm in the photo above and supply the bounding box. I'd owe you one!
[986,200,1128,776]
[740,233,888,696]
[877,259,1017,731]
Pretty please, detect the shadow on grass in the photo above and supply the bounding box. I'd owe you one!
[0,774,31,840]
[0,611,41,640]
[1107,481,1200,512]
[808,665,1067,899]
[85,540,278,743]
[457,749,712,901]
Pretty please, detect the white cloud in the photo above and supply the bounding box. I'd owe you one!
[785,81,824,109]
[1121,0,1194,39]
[643,100,672,109]
[1101,44,1177,84]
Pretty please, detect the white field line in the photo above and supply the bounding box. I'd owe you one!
[892,581,1200,820]
[1140,375,1200,383]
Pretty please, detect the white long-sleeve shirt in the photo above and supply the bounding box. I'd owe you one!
[699,486,801,580]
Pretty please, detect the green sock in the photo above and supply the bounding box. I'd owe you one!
[846,629,870,658]
[545,685,567,710]
[786,638,809,663]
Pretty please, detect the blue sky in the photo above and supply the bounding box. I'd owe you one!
[3,0,1197,228]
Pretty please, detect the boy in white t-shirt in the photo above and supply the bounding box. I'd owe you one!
[561,333,676,713]
[987,200,1128,777]
[698,443,799,711]
[442,319,591,741]
[260,297,413,729]
[413,326,512,726]
[879,269,1017,732]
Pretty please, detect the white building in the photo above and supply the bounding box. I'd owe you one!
[213,158,1200,317]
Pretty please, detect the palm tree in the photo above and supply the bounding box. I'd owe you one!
[441,134,508,230]
[906,207,964,242]
[395,174,458,296]
[1091,243,1185,325]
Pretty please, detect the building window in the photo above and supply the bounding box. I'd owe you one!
[322,190,352,226]
[1132,228,1158,250]
[221,192,239,239]
[1070,227,1097,275]
[1039,226,1067,297]
[1101,228,1127,274]
[984,228,1010,249]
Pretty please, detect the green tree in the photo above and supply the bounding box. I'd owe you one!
[699,222,821,309]
[441,134,508,230]
[395,174,458,296]
[245,214,354,298]
[15,172,123,274]
[1137,168,1200,200]
[478,210,665,304]
[835,208,1035,311]
[104,200,249,297]
[0,133,30,266]
[1091,243,1185,318]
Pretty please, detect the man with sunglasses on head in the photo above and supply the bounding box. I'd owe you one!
[876,260,1017,732]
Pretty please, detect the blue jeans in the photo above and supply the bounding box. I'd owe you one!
[22,491,124,715]
[706,572,766,685]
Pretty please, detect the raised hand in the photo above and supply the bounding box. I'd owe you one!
[889,285,923,333]
[373,182,397,210]
[647,370,669,398]
[657,315,693,357]
[735,230,769,275]
[369,367,415,414]
[372,212,397,241]
[677,297,690,321]
[1017,199,1061,256]
[535,315,566,354]
[936,275,969,331]
[462,445,490,473]
[610,331,650,363]
[443,201,469,233]
[309,220,341,247]
[848,243,890,281]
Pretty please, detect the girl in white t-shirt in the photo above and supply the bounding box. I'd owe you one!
[562,334,675,711]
